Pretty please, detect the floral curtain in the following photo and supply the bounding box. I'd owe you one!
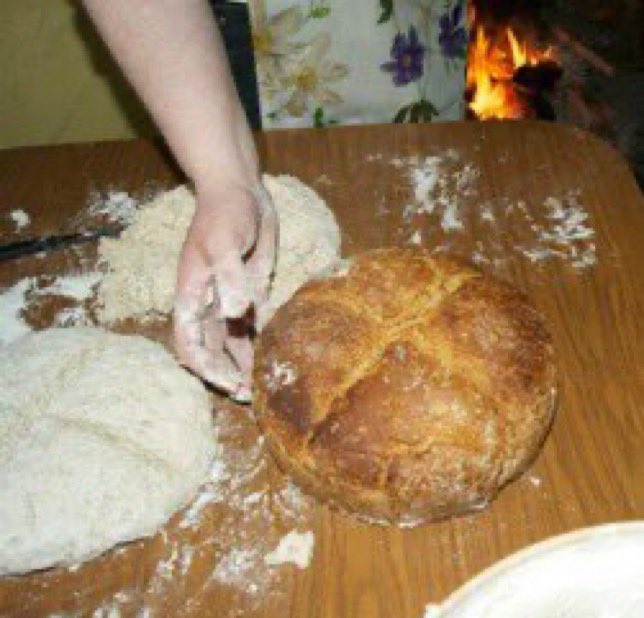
[247,0,468,129]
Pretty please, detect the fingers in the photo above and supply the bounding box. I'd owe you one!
[174,241,244,394]
[223,335,254,402]
[212,250,251,318]
[203,204,255,319]
[174,297,247,395]
[246,185,278,314]
[173,181,277,400]
[201,303,253,401]
[177,329,243,394]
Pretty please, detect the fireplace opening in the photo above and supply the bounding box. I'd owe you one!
[465,0,644,187]
[466,7,561,121]
[213,0,643,187]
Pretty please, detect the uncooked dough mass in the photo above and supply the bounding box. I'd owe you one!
[97,175,341,324]
[0,328,214,575]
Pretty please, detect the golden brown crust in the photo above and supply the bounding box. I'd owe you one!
[253,248,557,525]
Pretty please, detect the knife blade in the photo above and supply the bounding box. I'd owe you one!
[0,227,122,262]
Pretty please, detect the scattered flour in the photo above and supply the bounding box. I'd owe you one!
[527,474,543,487]
[409,155,442,215]
[409,230,423,245]
[264,530,315,569]
[392,152,478,232]
[515,192,597,269]
[441,201,464,232]
[155,544,179,581]
[88,591,147,618]
[88,191,139,226]
[480,203,496,222]
[213,546,263,590]
[366,150,598,273]
[265,359,297,391]
[131,408,315,616]
[0,272,102,345]
[179,545,195,576]
[37,272,103,300]
[91,604,121,618]
[178,455,229,530]
[9,208,31,231]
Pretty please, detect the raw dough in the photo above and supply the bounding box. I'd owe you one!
[96,186,194,323]
[260,175,341,325]
[0,328,214,575]
[97,176,341,324]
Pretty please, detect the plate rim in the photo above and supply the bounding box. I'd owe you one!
[438,519,644,614]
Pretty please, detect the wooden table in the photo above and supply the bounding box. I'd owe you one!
[1,121,643,618]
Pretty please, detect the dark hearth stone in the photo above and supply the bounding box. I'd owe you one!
[531,95,557,121]
[513,61,564,92]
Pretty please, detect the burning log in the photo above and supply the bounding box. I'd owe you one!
[512,59,563,120]
[466,21,562,121]
[513,60,563,93]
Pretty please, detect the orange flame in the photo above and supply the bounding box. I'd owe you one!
[466,20,555,120]
[507,28,554,67]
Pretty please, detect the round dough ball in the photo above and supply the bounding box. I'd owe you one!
[96,176,341,325]
[253,248,557,526]
[260,174,341,326]
[0,328,214,575]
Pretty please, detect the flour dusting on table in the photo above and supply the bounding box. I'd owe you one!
[87,190,139,226]
[9,208,31,231]
[515,192,597,269]
[0,272,102,345]
[141,408,314,616]
[365,149,599,274]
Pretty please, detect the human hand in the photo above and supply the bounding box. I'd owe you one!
[82,0,272,399]
[174,179,277,402]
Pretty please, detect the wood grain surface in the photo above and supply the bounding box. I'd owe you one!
[0,121,643,618]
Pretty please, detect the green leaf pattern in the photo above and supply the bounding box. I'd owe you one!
[377,0,394,24]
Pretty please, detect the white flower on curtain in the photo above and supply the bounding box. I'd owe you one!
[249,1,348,126]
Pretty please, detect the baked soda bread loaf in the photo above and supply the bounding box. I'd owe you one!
[253,247,557,525]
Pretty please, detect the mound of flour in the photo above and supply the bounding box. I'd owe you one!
[0,328,214,575]
[96,175,341,324]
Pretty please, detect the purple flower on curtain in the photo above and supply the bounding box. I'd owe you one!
[380,26,426,86]
[439,2,468,59]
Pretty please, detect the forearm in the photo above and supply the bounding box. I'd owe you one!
[82,0,258,188]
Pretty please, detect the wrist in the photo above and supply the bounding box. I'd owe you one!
[187,123,260,196]
[193,162,261,204]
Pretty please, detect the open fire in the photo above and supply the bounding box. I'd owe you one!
[466,10,561,120]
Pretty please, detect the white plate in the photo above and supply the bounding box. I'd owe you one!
[434,521,644,618]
